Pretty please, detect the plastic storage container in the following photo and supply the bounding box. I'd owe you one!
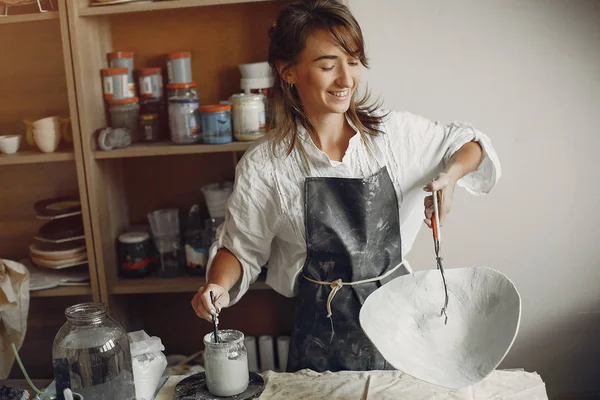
[198,104,232,144]
[52,302,136,400]
[107,51,136,98]
[201,182,233,219]
[168,98,200,144]
[203,330,249,397]
[138,67,163,100]
[230,93,267,141]
[108,97,140,142]
[101,68,130,101]
[167,51,192,84]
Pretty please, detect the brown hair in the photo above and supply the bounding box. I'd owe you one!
[268,0,387,159]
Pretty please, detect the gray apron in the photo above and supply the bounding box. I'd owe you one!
[287,167,409,372]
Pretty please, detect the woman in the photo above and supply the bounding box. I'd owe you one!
[192,0,500,372]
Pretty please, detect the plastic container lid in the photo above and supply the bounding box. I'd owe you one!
[140,113,159,120]
[230,93,265,103]
[108,97,140,105]
[101,68,128,76]
[167,83,196,89]
[107,51,134,59]
[138,67,162,76]
[119,231,150,244]
[199,104,231,113]
[168,51,192,60]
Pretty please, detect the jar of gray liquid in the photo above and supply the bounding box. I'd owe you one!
[203,330,249,397]
[168,98,201,144]
[108,97,140,142]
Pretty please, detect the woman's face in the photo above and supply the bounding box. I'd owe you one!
[288,29,362,117]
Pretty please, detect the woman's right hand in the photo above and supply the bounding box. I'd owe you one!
[191,283,230,322]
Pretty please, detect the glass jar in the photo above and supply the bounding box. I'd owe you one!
[52,302,135,400]
[168,98,201,144]
[198,104,232,144]
[230,93,266,141]
[139,113,161,142]
[166,82,198,100]
[203,330,249,397]
[118,231,155,278]
[108,97,140,142]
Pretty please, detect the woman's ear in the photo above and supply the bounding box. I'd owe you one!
[276,62,296,85]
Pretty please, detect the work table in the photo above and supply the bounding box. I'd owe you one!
[157,369,548,400]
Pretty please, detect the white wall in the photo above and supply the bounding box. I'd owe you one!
[349,0,600,397]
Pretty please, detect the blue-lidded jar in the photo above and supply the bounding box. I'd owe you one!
[198,104,232,144]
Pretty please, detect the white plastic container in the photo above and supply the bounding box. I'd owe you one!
[201,182,233,219]
[0,134,22,154]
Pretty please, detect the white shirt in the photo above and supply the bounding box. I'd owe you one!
[207,111,501,305]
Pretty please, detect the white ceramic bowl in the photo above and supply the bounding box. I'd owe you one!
[34,129,61,153]
[0,135,22,154]
[238,61,272,79]
[32,116,60,130]
[33,127,59,136]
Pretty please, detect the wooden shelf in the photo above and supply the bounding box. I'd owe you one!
[0,11,59,24]
[94,141,253,159]
[30,285,92,298]
[79,0,277,17]
[111,276,270,294]
[0,150,75,165]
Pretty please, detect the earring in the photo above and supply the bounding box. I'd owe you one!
[290,83,295,90]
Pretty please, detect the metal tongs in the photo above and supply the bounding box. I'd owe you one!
[432,190,449,324]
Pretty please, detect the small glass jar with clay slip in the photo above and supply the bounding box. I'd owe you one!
[101,68,130,101]
[230,93,267,141]
[167,51,193,84]
[107,51,136,98]
[203,330,249,397]
[108,97,140,142]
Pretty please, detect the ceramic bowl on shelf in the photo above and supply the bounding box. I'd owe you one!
[0,134,22,154]
[33,128,61,153]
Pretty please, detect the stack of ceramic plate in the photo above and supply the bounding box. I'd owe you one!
[34,196,82,220]
[29,240,87,269]
[31,196,87,269]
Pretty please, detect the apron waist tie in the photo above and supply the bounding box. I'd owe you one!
[302,260,406,319]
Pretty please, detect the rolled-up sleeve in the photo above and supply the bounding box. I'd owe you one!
[205,146,282,305]
[390,111,501,195]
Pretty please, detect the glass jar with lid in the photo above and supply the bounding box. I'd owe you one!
[199,104,232,144]
[230,93,266,141]
[52,302,135,400]
[108,97,140,142]
[139,113,161,142]
[167,82,198,100]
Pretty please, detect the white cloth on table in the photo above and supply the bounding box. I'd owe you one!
[156,369,546,400]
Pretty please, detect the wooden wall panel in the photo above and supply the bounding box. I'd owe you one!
[0,19,70,137]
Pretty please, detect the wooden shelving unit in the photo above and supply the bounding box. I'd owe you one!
[30,285,92,298]
[94,141,253,159]
[4,0,346,380]
[78,0,276,16]
[111,276,270,294]
[0,150,75,165]
[0,10,59,24]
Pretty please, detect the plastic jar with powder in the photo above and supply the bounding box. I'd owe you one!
[230,93,266,141]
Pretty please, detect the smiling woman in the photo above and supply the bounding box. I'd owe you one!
[191,0,501,374]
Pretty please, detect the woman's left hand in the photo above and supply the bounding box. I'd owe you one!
[423,172,457,229]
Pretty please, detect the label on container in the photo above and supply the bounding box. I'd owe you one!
[103,76,114,98]
[127,81,136,98]
[185,244,206,270]
[140,76,152,96]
